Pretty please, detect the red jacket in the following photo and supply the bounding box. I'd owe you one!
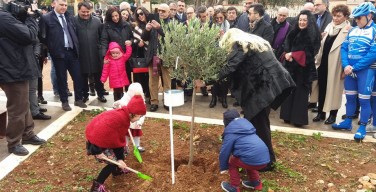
[85,107,131,148]
[101,42,132,88]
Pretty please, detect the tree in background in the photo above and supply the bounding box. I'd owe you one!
[159,19,227,166]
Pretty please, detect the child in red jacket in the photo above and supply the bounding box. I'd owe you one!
[101,41,132,101]
[85,94,146,192]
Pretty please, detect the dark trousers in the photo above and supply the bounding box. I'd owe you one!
[133,72,150,98]
[244,107,276,164]
[113,87,124,101]
[317,64,338,116]
[0,81,35,148]
[82,73,105,99]
[37,57,45,98]
[51,49,83,103]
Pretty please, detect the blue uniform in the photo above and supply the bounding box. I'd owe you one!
[340,22,376,125]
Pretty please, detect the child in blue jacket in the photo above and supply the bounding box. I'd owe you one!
[219,109,270,192]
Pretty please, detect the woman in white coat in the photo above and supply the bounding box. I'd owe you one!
[313,4,351,124]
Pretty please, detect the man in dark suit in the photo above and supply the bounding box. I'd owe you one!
[74,1,107,103]
[175,0,187,23]
[39,0,87,111]
[314,0,332,32]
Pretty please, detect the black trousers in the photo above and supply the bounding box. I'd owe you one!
[244,107,276,164]
[51,49,84,103]
[82,73,105,99]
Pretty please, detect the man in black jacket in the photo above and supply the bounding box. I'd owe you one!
[74,1,106,103]
[39,0,87,111]
[0,0,46,156]
[247,3,274,45]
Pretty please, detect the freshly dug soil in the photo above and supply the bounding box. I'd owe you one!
[0,110,375,192]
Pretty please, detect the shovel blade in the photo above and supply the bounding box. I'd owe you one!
[137,172,152,181]
[133,146,143,163]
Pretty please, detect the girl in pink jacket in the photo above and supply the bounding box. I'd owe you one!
[101,41,133,101]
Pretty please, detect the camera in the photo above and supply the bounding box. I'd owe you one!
[8,0,40,21]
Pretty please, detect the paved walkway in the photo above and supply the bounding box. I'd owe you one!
[0,61,375,180]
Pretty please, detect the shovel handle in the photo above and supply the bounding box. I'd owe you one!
[128,128,136,146]
[101,156,138,174]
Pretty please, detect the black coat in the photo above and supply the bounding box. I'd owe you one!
[100,21,133,58]
[219,44,295,119]
[249,19,274,45]
[74,15,103,74]
[283,28,319,85]
[39,11,79,58]
[315,11,332,33]
[0,9,39,83]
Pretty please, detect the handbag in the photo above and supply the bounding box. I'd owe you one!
[152,55,161,76]
[130,57,148,73]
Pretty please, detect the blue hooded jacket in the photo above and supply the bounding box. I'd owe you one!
[219,118,270,171]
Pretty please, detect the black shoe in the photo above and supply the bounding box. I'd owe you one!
[32,112,51,120]
[97,96,107,103]
[311,107,319,113]
[150,104,158,112]
[38,96,47,104]
[307,103,317,109]
[39,108,47,113]
[8,144,29,156]
[62,102,72,111]
[324,115,336,124]
[233,101,239,107]
[83,97,89,103]
[89,89,96,96]
[209,97,217,108]
[74,100,87,108]
[103,91,110,95]
[22,135,46,145]
[67,91,73,96]
[221,97,228,108]
[312,112,326,122]
[200,86,208,96]
[164,105,169,110]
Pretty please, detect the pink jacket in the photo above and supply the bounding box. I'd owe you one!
[101,42,132,88]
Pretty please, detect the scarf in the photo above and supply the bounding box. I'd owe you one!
[325,20,350,36]
[249,17,263,30]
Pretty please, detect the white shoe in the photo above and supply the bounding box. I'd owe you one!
[366,125,376,133]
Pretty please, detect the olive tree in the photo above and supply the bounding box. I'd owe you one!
[159,19,227,166]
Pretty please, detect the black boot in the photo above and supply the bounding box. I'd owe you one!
[221,96,228,108]
[90,180,107,192]
[201,86,209,96]
[312,112,326,122]
[324,115,336,124]
[209,96,217,108]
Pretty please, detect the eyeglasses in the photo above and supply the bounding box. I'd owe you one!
[137,12,144,16]
[355,16,362,20]
[158,9,167,13]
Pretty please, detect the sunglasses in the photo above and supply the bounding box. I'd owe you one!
[137,12,144,16]
[355,16,362,20]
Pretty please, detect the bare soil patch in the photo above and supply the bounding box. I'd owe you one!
[0,110,375,191]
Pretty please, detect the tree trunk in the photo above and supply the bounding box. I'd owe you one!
[188,85,196,167]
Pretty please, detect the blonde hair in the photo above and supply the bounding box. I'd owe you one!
[219,28,271,53]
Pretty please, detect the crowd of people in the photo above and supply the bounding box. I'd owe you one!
[2,0,376,191]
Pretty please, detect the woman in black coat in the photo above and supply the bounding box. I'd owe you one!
[279,10,321,127]
[130,7,151,99]
[218,28,295,171]
[100,6,134,95]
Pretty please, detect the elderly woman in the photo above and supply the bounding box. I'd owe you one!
[218,28,295,178]
[313,5,351,124]
[279,10,321,127]
[100,6,134,97]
